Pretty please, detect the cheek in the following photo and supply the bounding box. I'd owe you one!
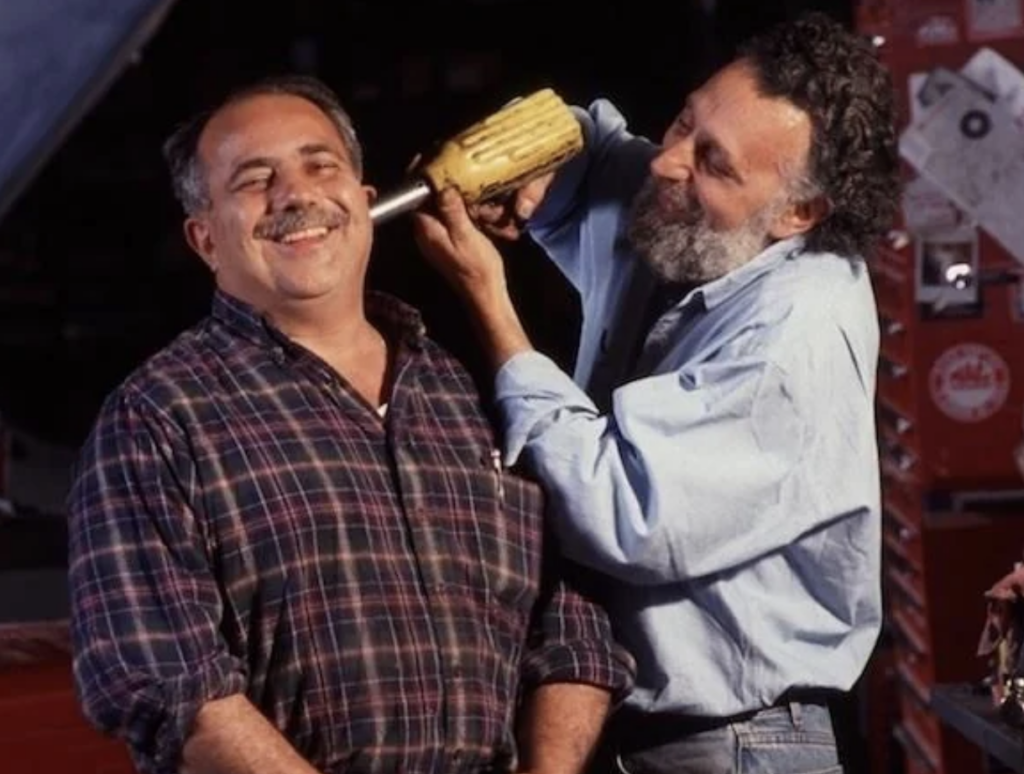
[207,214,265,271]
[213,207,261,246]
[689,184,727,228]
[695,187,752,231]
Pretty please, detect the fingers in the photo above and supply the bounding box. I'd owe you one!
[434,188,476,242]
[487,223,527,241]
[516,172,555,221]
[471,199,507,225]
[988,593,1019,605]
[469,174,554,241]
[471,196,527,240]
[411,187,481,257]
[410,208,453,255]
[472,173,551,239]
[985,570,1024,600]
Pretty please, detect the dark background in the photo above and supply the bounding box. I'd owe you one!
[0,4,871,769]
[0,0,852,448]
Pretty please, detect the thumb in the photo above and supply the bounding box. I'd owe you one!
[411,209,453,253]
[516,172,554,220]
[435,187,475,239]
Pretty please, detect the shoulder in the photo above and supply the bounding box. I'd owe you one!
[782,250,875,328]
[750,249,879,381]
[752,248,876,330]
[94,318,220,426]
[705,245,877,372]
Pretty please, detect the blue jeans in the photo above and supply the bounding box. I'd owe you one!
[602,703,842,774]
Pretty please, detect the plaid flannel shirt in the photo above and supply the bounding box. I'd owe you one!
[68,290,633,774]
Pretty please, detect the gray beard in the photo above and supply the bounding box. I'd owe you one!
[625,176,781,284]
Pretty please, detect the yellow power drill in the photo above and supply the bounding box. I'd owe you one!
[369,88,582,225]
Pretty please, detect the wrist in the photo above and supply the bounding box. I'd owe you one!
[460,280,533,372]
[454,264,509,308]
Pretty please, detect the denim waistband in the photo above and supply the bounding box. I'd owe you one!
[610,688,837,749]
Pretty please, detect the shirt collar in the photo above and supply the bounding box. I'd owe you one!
[680,234,805,312]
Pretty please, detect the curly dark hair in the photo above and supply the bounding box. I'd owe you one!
[162,74,363,215]
[738,11,901,258]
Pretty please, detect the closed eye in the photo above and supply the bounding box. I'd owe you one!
[308,158,341,174]
[695,139,739,182]
[232,172,272,191]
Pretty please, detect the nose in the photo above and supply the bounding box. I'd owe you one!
[270,166,317,210]
[650,137,693,182]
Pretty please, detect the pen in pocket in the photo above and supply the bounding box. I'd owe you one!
[489,447,505,505]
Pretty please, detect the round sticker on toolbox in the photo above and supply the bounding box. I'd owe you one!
[928,343,1010,423]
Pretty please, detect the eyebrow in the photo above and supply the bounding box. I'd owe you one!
[226,143,346,188]
[297,142,342,158]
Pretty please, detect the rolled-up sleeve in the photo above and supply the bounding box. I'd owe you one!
[67,389,246,774]
[519,529,635,703]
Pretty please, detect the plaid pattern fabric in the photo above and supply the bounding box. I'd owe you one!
[68,290,633,774]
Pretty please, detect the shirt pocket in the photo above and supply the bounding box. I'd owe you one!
[444,444,543,619]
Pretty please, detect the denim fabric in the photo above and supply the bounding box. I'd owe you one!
[600,704,842,774]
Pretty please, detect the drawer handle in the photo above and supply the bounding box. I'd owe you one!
[882,442,916,472]
[882,500,917,535]
[880,356,909,379]
[878,401,913,434]
[881,316,905,336]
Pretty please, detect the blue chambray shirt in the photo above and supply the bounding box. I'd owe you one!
[493,99,882,716]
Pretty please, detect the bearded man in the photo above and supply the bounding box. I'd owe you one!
[411,11,901,774]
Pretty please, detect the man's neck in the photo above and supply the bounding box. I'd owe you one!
[265,294,393,409]
[264,290,367,345]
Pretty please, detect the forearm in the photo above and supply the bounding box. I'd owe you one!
[460,275,534,374]
[516,683,611,774]
[181,694,319,774]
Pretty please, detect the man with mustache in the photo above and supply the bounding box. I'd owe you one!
[65,74,634,774]
[412,12,900,774]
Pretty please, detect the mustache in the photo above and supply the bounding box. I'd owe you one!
[628,177,699,240]
[648,177,700,219]
[253,205,347,241]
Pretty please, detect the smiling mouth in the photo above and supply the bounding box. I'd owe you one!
[278,226,331,244]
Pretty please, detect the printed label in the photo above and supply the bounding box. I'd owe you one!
[929,343,1011,421]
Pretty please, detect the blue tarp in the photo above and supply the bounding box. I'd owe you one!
[0,0,176,220]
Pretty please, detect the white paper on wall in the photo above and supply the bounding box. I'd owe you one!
[962,47,1024,128]
[899,74,1024,264]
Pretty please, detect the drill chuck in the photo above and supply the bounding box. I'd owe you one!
[370,181,431,225]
